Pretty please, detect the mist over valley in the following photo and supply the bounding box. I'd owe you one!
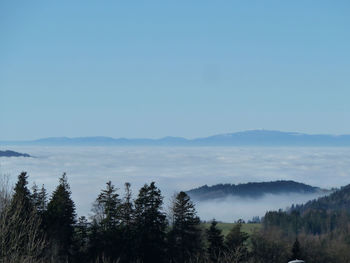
[0,146,347,221]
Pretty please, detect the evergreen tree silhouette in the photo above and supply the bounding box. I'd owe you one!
[91,180,122,261]
[225,220,249,261]
[206,219,225,262]
[11,172,33,215]
[46,173,76,262]
[1,172,46,261]
[95,181,121,230]
[119,182,135,263]
[134,182,167,263]
[168,191,203,263]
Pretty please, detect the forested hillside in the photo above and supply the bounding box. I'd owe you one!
[0,150,30,157]
[299,184,350,212]
[261,184,350,262]
[187,180,326,200]
[264,184,350,235]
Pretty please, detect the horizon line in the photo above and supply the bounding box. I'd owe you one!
[2,129,350,142]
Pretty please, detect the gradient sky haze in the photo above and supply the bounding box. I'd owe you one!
[1,1,350,140]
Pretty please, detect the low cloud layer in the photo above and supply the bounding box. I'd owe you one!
[195,193,327,222]
[0,146,349,221]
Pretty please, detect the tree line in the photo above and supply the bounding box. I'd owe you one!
[187,180,320,200]
[2,172,350,262]
[0,172,252,263]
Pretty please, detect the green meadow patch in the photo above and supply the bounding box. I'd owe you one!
[201,222,261,236]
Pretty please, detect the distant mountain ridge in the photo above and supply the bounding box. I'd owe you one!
[186,180,328,200]
[2,130,350,146]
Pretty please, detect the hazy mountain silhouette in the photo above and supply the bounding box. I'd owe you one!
[2,130,350,146]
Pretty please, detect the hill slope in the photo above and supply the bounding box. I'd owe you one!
[297,184,350,213]
[186,180,325,200]
[0,150,30,157]
[263,183,350,235]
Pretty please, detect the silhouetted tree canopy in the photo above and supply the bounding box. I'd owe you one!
[3,171,350,263]
[46,173,76,262]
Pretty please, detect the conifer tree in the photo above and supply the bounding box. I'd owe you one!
[119,182,135,263]
[134,182,167,263]
[11,172,33,214]
[94,181,121,230]
[32,183,47,215]
[0,172,46,262]
[120,182,133,227]
[206,219,225,262]
[46,173,76,262]
[168,191,203,263]
[225,220,249,261]
[90,181,122,261]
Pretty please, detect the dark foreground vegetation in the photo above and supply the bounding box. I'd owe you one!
[2,172,350,262]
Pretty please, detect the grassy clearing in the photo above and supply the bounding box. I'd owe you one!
[201,222,261,236]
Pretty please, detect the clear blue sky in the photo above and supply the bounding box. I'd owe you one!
[1,1,350,140]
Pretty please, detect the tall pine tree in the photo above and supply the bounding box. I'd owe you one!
[134,182,167,263]
[225,220,249,261]
[206,219,225,262]
[0,172,46,262]
[119,182,135,263]
[90,181,122,261]
[120,182,133,227]
[46,173,76,262]
[11,172,33,215]
[94,181,121,230]
[168,191,203,263]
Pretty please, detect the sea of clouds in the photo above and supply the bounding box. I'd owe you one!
[1,146,350,222]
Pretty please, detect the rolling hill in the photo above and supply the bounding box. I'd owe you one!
[0,150,31,157]
[186,180,328,200]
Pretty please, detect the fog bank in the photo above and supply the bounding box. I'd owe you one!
[194,192,327,222]
[0,146,349,221]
